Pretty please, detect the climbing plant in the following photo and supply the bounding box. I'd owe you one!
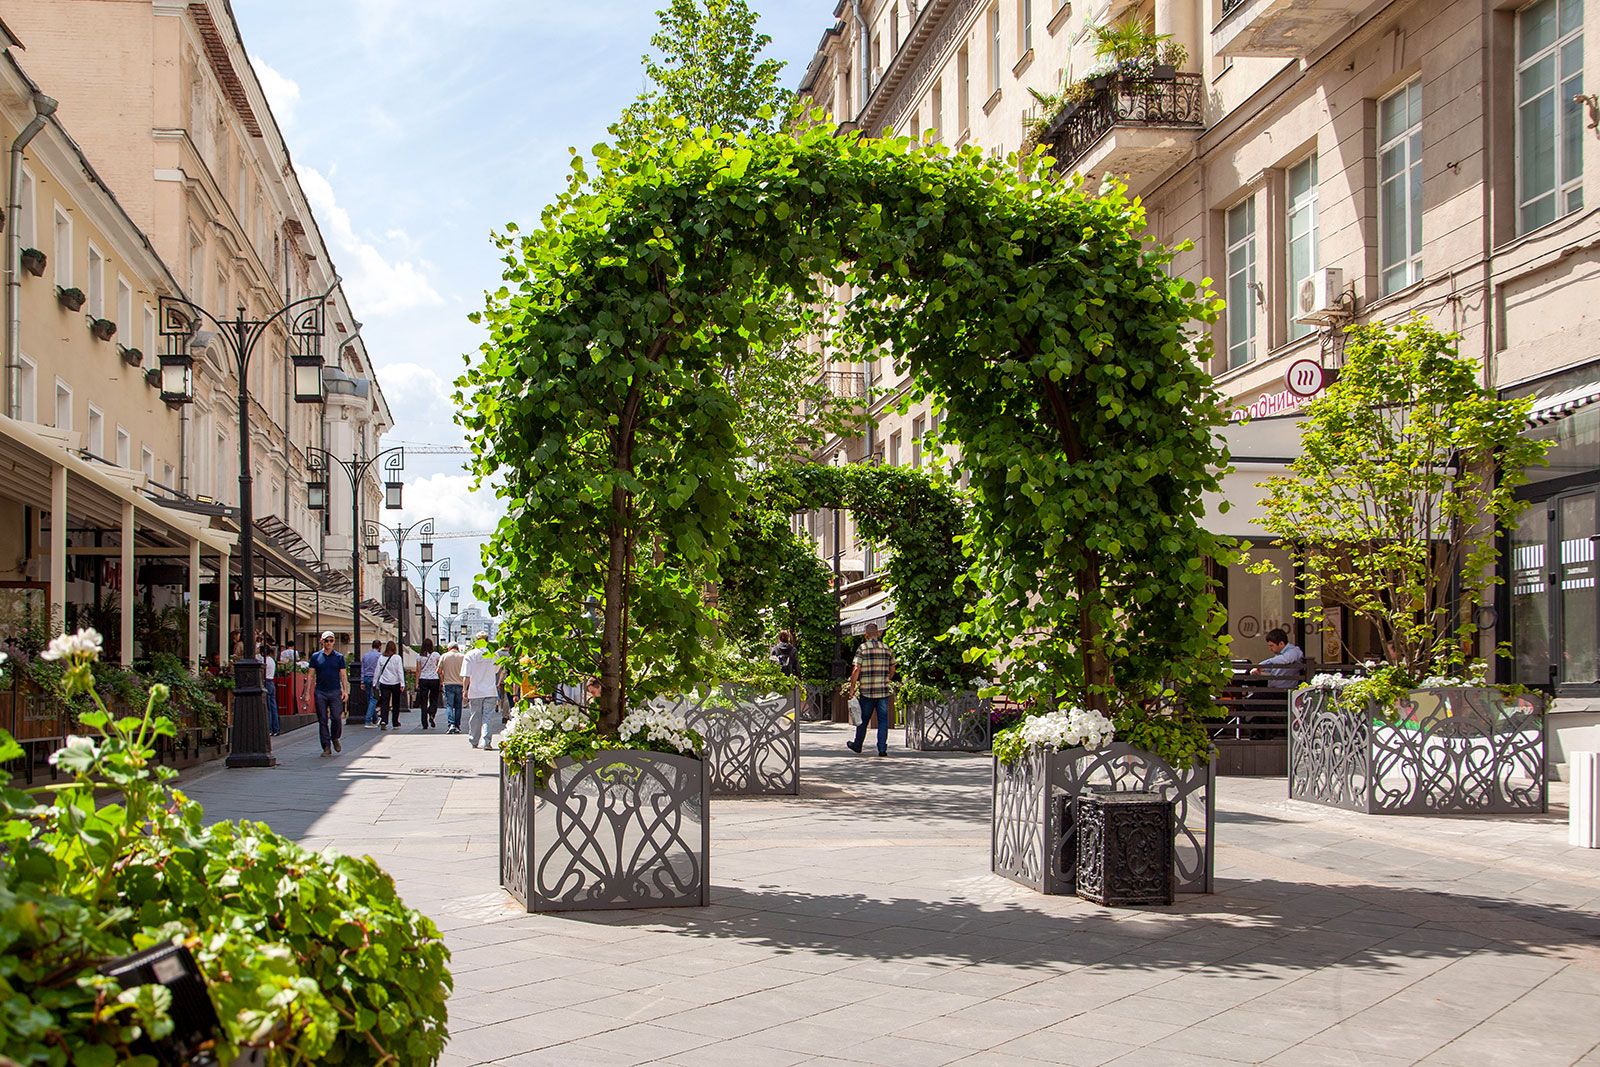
[459,120,1229,762]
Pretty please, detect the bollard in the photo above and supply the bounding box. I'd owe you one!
[1571,751,1600,849]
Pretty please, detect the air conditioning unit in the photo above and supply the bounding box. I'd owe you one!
[1294,268,1347,326]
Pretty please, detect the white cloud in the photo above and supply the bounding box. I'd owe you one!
[397,472,503,532]
[299,166,443,316]
[253,58,301,131]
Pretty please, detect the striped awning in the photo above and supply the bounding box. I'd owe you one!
[1527,381,1600,427]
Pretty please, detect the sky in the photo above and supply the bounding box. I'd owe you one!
[232,0,830,628]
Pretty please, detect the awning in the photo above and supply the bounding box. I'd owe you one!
[840,588,894,636]
[1526,381,1600,427]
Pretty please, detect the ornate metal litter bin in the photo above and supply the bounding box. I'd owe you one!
[1075,790,1175,907]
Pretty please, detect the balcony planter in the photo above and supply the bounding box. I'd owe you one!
[1288,686,1546,815]
[657,686,800,795]
[90,318,117,342]
[143,367,161,389]
[57,286,86,312]
[119,345,143,367]
[20,248,46,277]
[992,741,1214,896]
[906,690,993,752]
[499,751,709,912]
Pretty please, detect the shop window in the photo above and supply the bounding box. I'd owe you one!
[1225,548,1296,666]
[1517,0,1584,232]
[1514,491,1600,688]
[1378,79,1423,295]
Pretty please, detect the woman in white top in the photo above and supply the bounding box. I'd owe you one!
[416,639,443,730]
[375,640,406,730]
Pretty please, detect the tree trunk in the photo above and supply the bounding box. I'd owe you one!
[598,381,645,737]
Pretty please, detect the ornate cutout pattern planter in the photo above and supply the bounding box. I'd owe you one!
[992,741,1214,896]
[905,691,992,751]
[500,751,709,912]
[1289,687,1546,815]
[656,687,800,796]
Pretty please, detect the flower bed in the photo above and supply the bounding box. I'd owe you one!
[1289,683,1546,815]
[991,708,1214,896]
[655,685,799,796]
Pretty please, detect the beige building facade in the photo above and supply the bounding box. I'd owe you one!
[800,0,1600,771]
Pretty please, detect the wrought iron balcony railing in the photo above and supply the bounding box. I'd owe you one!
[1041,71,1205,174]
[1221,0,1248,15]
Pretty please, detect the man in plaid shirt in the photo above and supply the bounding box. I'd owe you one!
[847,623,896,757]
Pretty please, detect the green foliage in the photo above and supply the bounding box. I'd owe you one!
[497,701,703,787]
[718,507,838,684]
[142,652,227,733]
[990,723,1029,766]
[1091,14,1171,67]
[702,643,797,692]
[1254,319,1549,676]
[0,640,451,1065]
[893,677,944,705]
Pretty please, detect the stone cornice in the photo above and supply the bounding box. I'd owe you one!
[858,0,984,134]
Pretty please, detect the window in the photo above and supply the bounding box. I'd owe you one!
[116,277,132,335]
[87,407,105,458]
[18,167,35,249]
[1286,155,1319,343]
[889,430,902,466]
[958,46,971,131]
[1517,0,1584,232]
[87,245,104,318]
[989,5,1002,94]
[141,446,154,480]
[188,232,204,294]
[53,207,72,288]
[871,33,881,87]
[891,4,900,53]
[1019,0,1033,53]
[143,305,156,361]
[912,415,926,467]
[910,108,921,140]
[116,427,131,468]
[842,67,853,117]
[163,462,174,490]
[1226,198,1257,368]
[16,356,36,423]
[1378,79,1423,295]
[931,79,944,140]
[54,381,71,432]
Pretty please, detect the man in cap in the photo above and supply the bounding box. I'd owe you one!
[308,630,348,757]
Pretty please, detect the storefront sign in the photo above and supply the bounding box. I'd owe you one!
[1285,358,1326,398]
[1229,361,1332,421]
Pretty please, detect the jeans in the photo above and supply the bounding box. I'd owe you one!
[443,684,464,728]
[853,694,891,754]
[417,678,442,727]
[466,696,498,748]
[379,683,405,728]
[315,690,344,752]
[363,679,378,724]
[266,684,279,735]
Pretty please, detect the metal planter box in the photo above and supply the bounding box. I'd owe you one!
[500,751,709,912]
[657,687,801,796]
[992,742,1215,896]
[905,691,993,752]
[1288,686,1547,815]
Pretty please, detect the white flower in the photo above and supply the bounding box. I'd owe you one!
[0,650,8,667]
[1305,672,1353,691]
[1015,707,1116,753]
[47,734,96,766]
[619,706,699,755]
[40,628,103,662]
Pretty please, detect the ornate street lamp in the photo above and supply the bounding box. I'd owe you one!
[307,478,328,511]
[367,517,435,650]
[384,480,403,510]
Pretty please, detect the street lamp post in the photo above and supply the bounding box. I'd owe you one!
[158,281,337,769]
[422,561,453,644]
[365,517,435,652]
[306,444,404,718]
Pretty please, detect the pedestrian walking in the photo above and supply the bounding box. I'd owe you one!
[770,629,801,678]
[360,639,382,727]
[374,641,406,730]
[846,623,896,757]
[308,631,347,757]
[438,642,466,734]
[261,640,279,737]
[461,633,500,750]
[417,639,442,730]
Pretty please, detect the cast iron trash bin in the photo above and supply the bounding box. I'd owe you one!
[1075,790,1176,907]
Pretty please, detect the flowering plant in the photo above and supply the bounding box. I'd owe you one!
[992,705,1116,766]
[499,694,702,785]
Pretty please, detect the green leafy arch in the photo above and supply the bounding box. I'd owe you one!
[461,120,1230,763]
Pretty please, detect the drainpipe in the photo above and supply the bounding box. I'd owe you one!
[5,92,57,420]
[851,0,870,116]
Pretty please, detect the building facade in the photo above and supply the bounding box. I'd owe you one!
[799,0,1600,772]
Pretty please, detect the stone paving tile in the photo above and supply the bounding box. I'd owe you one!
[175,720,1600,1066]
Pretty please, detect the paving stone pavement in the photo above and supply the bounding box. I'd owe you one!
[178,718,1600,1066]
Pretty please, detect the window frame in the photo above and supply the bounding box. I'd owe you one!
[1285,154,1320,343]
[53,206,73,289]
[957,46,971,132]
[988,4,1002,94]
[1377,79,1424,296]
[1225,197,1258,369]
[87,405,105,458]
[1019,0,1034,54]
[18,165,36,249]
[115,426,131,469]
[86,244,105,319]
[1515,0,1585,232]
[116,275,133,336]
[16,355,36,423]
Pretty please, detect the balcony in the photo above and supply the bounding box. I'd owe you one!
[1214,0,1375,59]
[818,370,867,399]
[1041,72,1204,191]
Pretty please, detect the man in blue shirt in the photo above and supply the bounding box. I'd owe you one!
[1253,628,1306,689]
[309,630,348,757]
[360,639,382,727]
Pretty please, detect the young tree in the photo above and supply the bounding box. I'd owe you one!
[1256,318,1548,676]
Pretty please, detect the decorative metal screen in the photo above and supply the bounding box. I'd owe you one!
[993,742,1215,896]
[906,691,992,751]
[500,752,709,913]
[1290,687,1547,815]
[799,684,834,722]
[658,687,801,796]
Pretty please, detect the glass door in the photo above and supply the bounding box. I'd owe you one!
[1514,489,1600,690]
